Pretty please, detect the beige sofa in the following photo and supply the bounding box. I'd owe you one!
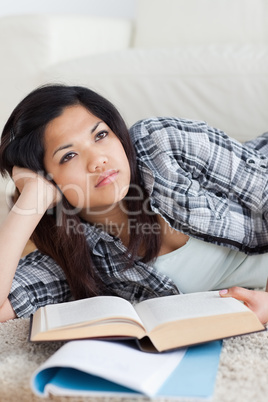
[0,0,267,202]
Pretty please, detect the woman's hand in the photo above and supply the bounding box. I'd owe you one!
[219,286,268,324]
[12,166,62,211]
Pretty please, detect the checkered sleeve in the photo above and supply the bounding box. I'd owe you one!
[131,117,268,208]
[8,250,71,318]
[130,117,268,252]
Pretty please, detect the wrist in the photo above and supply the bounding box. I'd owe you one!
[12,181,53,216]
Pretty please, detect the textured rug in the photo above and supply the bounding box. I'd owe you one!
[0,318,268,402]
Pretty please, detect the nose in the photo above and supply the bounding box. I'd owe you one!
[86,151,108,173]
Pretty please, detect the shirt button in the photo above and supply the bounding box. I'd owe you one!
[246,158,256,165]
[215,192,227,198]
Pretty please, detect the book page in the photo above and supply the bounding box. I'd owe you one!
[43,296,144,331]
[135,291,249,333]
[31,340,186,398]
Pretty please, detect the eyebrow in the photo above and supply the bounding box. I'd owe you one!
[52,121,103,157]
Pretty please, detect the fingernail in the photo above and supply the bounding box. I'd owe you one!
[219,289,228,295]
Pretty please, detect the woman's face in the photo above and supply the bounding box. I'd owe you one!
[43,105,131,219]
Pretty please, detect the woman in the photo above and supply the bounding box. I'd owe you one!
[0,84,268,323]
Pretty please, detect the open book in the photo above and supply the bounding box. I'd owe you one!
[29,291,265,352]
[31,340,186,398]
[31,339,222,399]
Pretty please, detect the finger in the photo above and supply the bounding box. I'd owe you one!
[12,167,36,182]
[219,286,254,304]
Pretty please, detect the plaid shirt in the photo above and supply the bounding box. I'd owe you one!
[9,117,268,317]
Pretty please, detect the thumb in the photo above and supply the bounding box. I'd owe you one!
[219,287,268,324]
[219,287,254,304]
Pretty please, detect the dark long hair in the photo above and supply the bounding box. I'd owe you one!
[0,84,161,299]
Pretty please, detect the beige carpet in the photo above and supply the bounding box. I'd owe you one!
[0,318,268,402]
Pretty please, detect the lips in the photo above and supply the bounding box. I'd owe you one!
[95,169,119,188]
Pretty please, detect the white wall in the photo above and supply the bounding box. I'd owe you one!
[0,0,136,18]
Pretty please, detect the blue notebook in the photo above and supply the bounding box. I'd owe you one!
[32,339,222,399]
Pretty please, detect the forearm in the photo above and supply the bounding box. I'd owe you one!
[0,299,16,322]
[0,186,48,306]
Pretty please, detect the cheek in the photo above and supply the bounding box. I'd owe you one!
[117,146,131,174]
[61,184,85,207]
[52,171,88,207]
[63,175,92,208]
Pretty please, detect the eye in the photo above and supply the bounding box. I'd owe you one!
[95,131,108,142]
[60,152,77,164]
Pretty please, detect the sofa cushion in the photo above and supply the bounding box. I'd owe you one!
[134,0,268,47]
[41,45,268,143]
[0,14,133,138]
